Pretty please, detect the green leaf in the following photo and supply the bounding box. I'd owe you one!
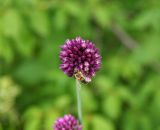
[0,37,14,63]
[95,76,114,96]
[13,32,36,57]
[107,56,124,78]
[140,115,152,130]
[133,9,160,31]
[81,88,97,112]
[64,1,81,17]
[138,75,159,106]
[132,34,160,64]
[102,94,122,119]
[23,107,42,130]
[0,122,3,130]
[43,109,60,130]
[53,10,68,30]
[53,95,71,110]
[92,115,115,130]
[29,10,50,36]
[82,115,90,130]
[118,87,134,103]
[2,9,22,38]
[121,58,141,81]
[122,112,138,130]
[13,61,46,85]
[0,0,11,9]
[93,6,111,28]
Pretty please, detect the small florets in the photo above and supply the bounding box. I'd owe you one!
[53,114,82,130]
[60,37,101,82]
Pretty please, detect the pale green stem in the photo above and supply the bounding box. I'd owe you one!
[76,79,83,125]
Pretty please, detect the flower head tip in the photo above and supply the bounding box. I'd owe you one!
[53,114,82,130]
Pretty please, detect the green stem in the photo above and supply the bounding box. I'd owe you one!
[76,79,83,125]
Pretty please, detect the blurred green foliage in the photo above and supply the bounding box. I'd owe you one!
[0,0,160,130]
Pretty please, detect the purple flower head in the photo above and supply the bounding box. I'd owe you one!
[60,37,101,82]
[53,114,82,130]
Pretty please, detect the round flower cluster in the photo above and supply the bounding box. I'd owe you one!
[60,37,101,82]
[53,114,82,130]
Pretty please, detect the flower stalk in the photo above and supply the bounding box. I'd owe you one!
[76,79,83,125]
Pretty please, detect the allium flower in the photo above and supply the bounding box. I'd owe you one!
[53,114,82,130]
[60,37,101,82]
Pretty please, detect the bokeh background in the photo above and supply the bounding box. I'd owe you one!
[0,0,160,130]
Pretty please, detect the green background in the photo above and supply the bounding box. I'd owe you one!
[0,0,160,130]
